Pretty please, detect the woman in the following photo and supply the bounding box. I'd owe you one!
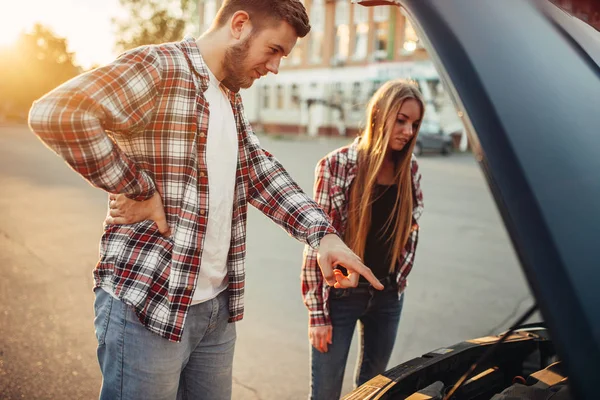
[302,79,425,399]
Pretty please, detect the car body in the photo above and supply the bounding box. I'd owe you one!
[347,0,600,399]
[415,119,454,156]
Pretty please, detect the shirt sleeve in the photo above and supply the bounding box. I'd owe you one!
[28,45,163,200]
[241,118,337,249]
[301,157,334,327]
[411,154,424,221]
[398,155,425,285]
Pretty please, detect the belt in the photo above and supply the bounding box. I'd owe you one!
[332,275,397,296]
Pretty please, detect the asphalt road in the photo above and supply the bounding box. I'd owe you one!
[0,125,537,399]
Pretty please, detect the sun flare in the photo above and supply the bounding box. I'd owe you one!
[0,0,120,68]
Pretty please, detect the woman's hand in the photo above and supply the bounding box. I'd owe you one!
[309,325,333,353]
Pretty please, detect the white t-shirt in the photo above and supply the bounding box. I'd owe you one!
[191,66,239,304]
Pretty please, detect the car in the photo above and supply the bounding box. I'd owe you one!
[414,119,454,156]
[346,0,600,399]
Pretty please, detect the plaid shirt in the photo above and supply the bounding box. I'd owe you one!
[301,138,424,327]
[29,37,336,342]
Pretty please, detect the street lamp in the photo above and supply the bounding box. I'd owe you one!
[403,40,417,52]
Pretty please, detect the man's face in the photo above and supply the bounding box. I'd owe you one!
[222,21,298,92]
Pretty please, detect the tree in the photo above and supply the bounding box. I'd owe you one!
[113,0,198,52]
[0,24,81,121]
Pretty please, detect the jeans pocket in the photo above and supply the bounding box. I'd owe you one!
[330,288,350,299]
[93,288,114,346]
[124,302,144,326]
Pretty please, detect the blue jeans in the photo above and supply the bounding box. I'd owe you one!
[93,288,236,400]
[309,281,404,400]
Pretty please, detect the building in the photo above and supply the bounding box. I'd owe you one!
[196,1,464,144]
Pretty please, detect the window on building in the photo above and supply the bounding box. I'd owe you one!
[372,6,390,60]
[334,0,350,62]
[290,39,303,66]
[262,86,270,109]
[401,12,424,54]
[351,82,362,111]
[373,5,389,22]
[373,22,389,60]
[331,82,343,105]
[276,85,284,109]
[352,4,369,60]
[310,31,324,64]
[309,0,324,64]
[333,82,342,95]
[291,84,300,108]
[370,80,382,98]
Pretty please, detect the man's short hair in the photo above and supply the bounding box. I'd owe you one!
[215,0,311,38]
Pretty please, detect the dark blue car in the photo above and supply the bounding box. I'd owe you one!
[347,1,600,399]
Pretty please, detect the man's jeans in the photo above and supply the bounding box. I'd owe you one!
[93,288,236,400]
[309,280,404,400]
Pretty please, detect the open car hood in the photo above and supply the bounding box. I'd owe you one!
[355,0,600,398]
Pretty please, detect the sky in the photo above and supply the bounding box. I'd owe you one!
[0,0,129,69]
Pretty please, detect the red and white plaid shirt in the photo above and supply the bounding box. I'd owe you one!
[301,138,424,327]
[29,37,336,342]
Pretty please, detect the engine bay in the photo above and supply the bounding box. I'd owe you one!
[343,326,571,400]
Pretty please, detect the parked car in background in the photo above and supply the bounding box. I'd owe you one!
[347,0,599,399]
[415,119,454,156]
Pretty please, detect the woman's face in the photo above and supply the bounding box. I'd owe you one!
[387,98,422,152]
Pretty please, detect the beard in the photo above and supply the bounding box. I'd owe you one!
[221,34,254,92]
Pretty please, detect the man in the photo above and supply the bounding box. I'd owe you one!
[28,1,383,399]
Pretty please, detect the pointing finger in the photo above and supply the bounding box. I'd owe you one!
[338,257,383,290]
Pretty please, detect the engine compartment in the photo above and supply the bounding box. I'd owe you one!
[343,326,570,400]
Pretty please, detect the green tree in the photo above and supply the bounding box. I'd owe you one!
[0,24,81,121]
[113,0,198,52]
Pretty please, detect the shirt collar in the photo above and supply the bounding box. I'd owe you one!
[180,36,209,92]
[180,36,243,105]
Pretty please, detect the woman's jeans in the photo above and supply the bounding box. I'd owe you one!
[309,278,404,400]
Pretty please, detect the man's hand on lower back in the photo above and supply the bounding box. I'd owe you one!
[104,192,171,237]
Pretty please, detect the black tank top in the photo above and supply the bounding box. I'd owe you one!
[361,183,398,281]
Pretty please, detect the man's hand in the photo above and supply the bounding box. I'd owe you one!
[317,234,384,290]
[309,325,333,353]
[105,192,171,236]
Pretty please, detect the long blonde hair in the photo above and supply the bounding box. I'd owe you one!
[345,79,425,273]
